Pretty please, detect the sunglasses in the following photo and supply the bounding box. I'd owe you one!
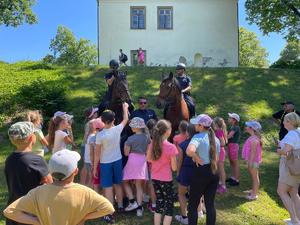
[139,101,147,105]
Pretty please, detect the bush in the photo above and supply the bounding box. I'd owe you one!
[17,78,68,119]
[270,59,300,69]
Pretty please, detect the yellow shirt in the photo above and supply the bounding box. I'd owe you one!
[4,183,114,225]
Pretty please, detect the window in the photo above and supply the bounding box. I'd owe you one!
[131,7,146,29]
[157,7,173,29]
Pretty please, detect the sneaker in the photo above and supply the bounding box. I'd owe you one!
[245,194,258,201]
[228,179,240,186]
[147,203,156,213]
[217,185,227,194]
[103,215,115,224]
[198,210,205,218]
[175,215,188,225]
[243,189,252,194]
[136,207,144,217]
[226,177,235,183]
[125,201,138,212]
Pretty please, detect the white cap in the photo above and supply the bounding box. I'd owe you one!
[228,113,240,122]
[49,149,80,181]
[245,121,262,131]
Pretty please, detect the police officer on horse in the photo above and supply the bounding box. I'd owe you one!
[98,59,128,113]
[175,63,195,117]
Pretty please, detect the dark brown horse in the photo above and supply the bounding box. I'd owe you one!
[108,72,133,125]
[156,72,189,139]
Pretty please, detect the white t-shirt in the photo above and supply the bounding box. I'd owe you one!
[53,130,68,153]
[96,124,124,163]
[84,134,96,164]
[280,128,300,151]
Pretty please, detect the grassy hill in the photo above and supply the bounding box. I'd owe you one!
[0,61,299,225]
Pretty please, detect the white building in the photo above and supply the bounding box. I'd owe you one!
[98,0,239,67]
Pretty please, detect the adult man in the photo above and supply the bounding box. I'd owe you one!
[98,59,127,113]
[175,63,195,117]
[130,97,158,123]
[4,149,114,225]
[119,49,128,66]
[272,101,300,140]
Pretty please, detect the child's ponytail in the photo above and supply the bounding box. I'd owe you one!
[151,120,171,160]
[208,127,218,174]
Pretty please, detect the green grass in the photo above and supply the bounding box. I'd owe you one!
[1,62,300,224]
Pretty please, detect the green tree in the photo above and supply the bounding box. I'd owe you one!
[245,0,300,40]
[271,40,300,69]
[239,27,269,68]
[0,0,37,27]
[48,26,97,65]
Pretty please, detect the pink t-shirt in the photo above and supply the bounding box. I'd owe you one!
[173,134,188,146]
[149,140,178,182]
[242,136,262,164]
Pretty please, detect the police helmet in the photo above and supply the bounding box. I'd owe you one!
[109,59,119,70]
[176,63,186,70]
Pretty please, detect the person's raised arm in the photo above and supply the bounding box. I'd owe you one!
[121,102,129,127]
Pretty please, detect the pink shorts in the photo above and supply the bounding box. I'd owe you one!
[219,147,226,162]
[228,143,239,161]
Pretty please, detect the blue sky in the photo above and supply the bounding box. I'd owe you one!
[0,0,286,64]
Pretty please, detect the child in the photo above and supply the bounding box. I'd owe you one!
[4,149,114,225]
[213,117,228,194]
[89,118,105,192]
[80,118,104,188]
[175,123,203,225]
[227,113,241,186]
[94,103,129,223]
[26,110,48,157]
[173,120,189,147]
[123,117,151,217]
[48,112,76,153]
[147,119,178,225]
[5,122,52,225]
[242,121,262,200]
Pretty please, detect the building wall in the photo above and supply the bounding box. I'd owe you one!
[99,0,239,67]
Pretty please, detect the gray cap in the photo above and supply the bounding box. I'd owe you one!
[8,121,35,140]
[49,149,81,181]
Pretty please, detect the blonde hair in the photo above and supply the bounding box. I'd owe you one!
[151,120,171,160]
[26,110,43,125]
[213,117,228,142]
[285,112,300,128]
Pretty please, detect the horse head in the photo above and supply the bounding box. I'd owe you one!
[156,72,180,108]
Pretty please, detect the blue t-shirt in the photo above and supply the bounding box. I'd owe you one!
[179,139,194,167]
[130,109,157,123]
[189,132,220,165]
[176,74,192,92]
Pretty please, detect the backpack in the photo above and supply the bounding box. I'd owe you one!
[123,54,128,62]
[286,130,300,176]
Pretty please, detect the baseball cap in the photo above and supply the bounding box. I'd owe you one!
[129,117,146,128]
[190,114,213,127]
[281,101,294,105]
[176,63,186,70]
[54,111,74,120]
[8,121,35,140]
[228,113,240,122]
[49,149,81,181]
[245,121,262,131]
[90,118,105,130]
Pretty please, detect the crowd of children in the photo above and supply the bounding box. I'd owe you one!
[4,104,266,225]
